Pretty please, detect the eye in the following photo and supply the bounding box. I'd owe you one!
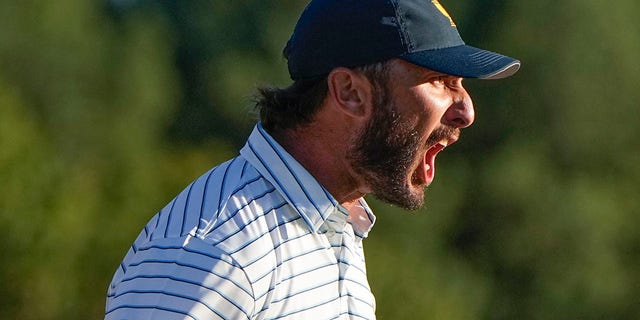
[430,75,463,89]
[431,76,448,87]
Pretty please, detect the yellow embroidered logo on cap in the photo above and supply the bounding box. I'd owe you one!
[431,0,456,26]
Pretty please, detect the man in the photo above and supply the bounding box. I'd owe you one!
[105,0,520,319]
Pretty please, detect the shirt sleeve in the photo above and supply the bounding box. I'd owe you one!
[105,235,255,320]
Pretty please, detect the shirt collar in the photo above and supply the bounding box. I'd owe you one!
[240,124,339,233]
[349,198,376,238]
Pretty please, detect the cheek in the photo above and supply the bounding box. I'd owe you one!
[405,88,445,120]
[408,103,442,142]
[391,86,450,137]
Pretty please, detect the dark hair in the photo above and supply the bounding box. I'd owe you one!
[255,61,392,135]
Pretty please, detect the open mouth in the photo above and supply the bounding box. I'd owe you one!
[414,139,450,186]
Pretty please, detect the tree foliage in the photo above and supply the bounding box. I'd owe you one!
[0,1,638,319]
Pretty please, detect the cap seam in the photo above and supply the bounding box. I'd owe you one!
[389,0,414,52]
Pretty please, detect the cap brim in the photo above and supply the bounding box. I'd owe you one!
[401,45,520,79]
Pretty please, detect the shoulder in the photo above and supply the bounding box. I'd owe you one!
[106,235,257,319]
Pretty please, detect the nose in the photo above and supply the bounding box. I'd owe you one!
[442,86,475,128]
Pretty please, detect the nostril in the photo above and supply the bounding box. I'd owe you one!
[444,103,474,128]
[450,117,469,128]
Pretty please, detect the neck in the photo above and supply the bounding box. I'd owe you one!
[271,122,367,206]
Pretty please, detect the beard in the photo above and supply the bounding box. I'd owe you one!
[348,85,459,210]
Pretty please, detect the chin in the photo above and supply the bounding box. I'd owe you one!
[373,182,426,211]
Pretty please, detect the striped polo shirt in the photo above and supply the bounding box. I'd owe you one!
[106,124,377,319]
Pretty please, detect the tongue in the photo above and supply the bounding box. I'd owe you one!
[423,144,445,185]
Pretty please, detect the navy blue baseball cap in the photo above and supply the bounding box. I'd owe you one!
[285,0,520,80]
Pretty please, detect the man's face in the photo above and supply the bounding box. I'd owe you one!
[350,60,474,210]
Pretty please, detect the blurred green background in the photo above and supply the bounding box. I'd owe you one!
[1,0,639,319]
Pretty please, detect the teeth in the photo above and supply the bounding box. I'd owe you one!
[439,139,449,147]
[425,164,430,170]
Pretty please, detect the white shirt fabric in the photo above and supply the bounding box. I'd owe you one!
[106,123,377,319]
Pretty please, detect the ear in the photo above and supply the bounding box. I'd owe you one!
[326,68,373,119]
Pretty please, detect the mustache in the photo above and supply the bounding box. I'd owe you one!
[426,126,460,146]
